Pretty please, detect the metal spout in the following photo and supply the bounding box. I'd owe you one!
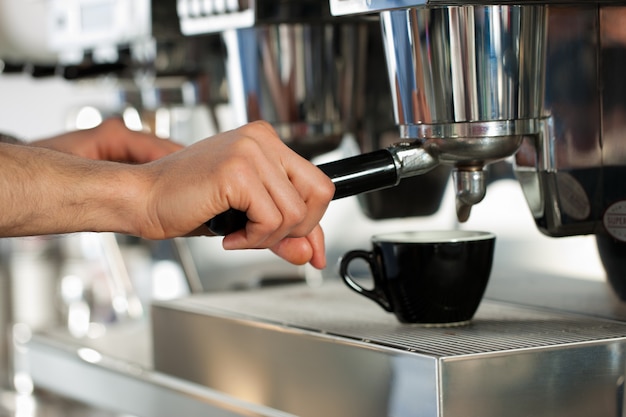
[453,168,486,222]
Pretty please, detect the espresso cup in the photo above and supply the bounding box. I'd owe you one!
[339,230,496,325]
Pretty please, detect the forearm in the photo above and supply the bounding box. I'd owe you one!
[0,143,146,237]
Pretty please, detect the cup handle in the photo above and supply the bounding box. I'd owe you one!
[339,250,392,312]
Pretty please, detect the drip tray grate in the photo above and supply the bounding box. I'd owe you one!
[164,283,626,357]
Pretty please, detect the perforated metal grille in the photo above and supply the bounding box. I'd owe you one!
[176,283,626,358]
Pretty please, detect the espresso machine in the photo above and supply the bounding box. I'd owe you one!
[148,1,626,416]
[12,1,626,417]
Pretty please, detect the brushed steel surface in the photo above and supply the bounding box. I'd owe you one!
[152,283,626,358]
[377,5,547,220]
[152,282,626,417]
[157,283,626,356]
[380,6,546,126]
[19,322,294,417]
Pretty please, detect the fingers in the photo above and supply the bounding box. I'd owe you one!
[283,155,335,237]
[111,133,183,163]
[98,119,183,162]
[269,226,327,269]
[306,226,328,269]
[218,124,334,252]
[31,118,183,163]
[222,164,330,268]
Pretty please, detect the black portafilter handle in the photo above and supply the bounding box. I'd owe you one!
[205,149,398,236]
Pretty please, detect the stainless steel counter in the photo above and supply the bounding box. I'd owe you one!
[17,321,296,417]
[17,269,626,417]
[151,281,626,417]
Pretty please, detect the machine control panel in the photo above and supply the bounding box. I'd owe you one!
[48,0,181,65]
[177,0,253,35]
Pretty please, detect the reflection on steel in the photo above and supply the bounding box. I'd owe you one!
[152,283,626,417]
[222,23,366,159]
[20,323,292,417]
[381,7,546,125]
[515,6,623,237]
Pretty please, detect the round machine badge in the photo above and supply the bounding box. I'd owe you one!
[603,200,626,242]
[556,172,591,221]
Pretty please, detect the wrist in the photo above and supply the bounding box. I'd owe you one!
[85,163,152,237]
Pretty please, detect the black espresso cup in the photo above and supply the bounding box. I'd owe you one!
[339,230,496,325]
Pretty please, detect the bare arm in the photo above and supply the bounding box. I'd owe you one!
[0,120,334,268]
[0,142,145,237]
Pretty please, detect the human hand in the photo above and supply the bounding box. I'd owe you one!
[31,118,183,163]
[135,121,334,268]
[10,119,332,268]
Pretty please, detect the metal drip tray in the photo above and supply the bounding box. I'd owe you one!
[152,282,626,417]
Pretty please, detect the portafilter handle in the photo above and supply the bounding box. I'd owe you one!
[206,146,436,236]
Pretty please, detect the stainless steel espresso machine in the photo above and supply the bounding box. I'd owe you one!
[12,1,626,417]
